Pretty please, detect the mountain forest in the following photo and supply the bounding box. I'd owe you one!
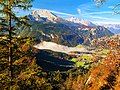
[0,0,120,90]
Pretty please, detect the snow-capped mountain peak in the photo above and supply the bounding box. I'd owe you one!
[66,17,95,27]
[29,9,96,27]
[80,19,95,27]
[31,9,59,22]
[66,17,82,24]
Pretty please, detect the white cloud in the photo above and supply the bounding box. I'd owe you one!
[93,21,120,24]
[89,15,120,24]
[108,6,114,9]
[49,10,76,17]
[30,7,120,24]
[77,8,81,15]
[77,8,83,18]
[89,16,111,20]
[77,3,120,24]
[88,11,113,15]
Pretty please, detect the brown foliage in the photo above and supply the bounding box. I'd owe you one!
[85,38,120,90]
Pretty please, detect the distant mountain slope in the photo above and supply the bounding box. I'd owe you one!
[102,24,120,34]
[19,21,84,46]
[18,9,114,46]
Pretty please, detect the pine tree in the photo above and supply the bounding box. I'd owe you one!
[0,0,33,87]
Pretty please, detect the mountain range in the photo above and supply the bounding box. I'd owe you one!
[29,9,96,27]
[101,24,120,34]
[18,9,114,46]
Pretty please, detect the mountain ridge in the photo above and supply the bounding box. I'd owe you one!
[101,24,120,34]
[19,9,114,46]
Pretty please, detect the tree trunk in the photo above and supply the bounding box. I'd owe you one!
[8,0,13,82]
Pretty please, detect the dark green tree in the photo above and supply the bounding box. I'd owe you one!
[0,0,33,85]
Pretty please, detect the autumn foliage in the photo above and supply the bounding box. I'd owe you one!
[0,0,120,89]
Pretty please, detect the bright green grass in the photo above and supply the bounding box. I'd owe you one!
[81,54,92,61]
[76,62,85,67]
[96,49,110,57]
[71,54,92,68]
[71,58,78,62]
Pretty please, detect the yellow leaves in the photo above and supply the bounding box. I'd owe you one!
[0,0,3,3]
[0,73,8,80]
[10,85,20,90]
[0,0,14,5]
[18,69,36,80]
[35,77,46,87]
[13,56,27,65]
[20,38,32,51]
[0,0,14,4]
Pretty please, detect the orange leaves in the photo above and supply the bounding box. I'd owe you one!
[86,46,120,90]
[21,43,30,52]
[107,39,118,49]
[63,37,120,90]
[9,0,14,5]
[64,74,86,90]
[3,6,9,13]
[72,76,85,90]
[114,74,120,90]
[85,37,120,90]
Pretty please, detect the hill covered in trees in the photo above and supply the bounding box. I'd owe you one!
[0,0,120,90]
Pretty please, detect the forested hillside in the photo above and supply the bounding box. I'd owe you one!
[0,0,120,90]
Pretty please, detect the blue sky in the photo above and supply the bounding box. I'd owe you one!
[18,0,120,24]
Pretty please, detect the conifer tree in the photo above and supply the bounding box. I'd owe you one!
[0,0,33,85]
